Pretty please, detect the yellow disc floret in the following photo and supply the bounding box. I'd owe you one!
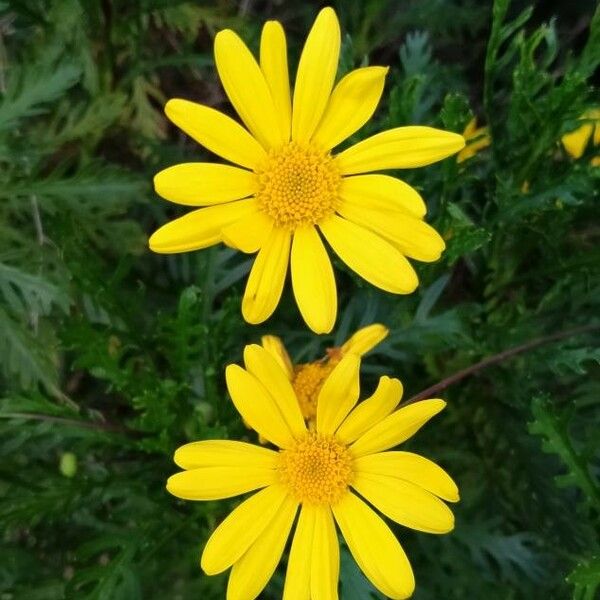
[256,142,341,229]
[278,432,354,505]
[292,361,335,422]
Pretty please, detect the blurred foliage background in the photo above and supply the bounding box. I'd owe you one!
[1,0,599,598]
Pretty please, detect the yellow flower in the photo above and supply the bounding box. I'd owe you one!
[167,344,458,600]
[456,117,491,163]
[149,8,465,334]
[561,108,600,159]
[262,323,388,423]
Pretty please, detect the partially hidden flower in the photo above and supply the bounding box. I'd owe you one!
[167,344,458,600]
[149,7,465,334]
[456,117,490,163]
[561,108,600,162]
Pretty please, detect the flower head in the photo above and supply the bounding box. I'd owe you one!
[149,8,465,333]
[457,117,491,163]
[561,108,600,161]
[167,343,459,600]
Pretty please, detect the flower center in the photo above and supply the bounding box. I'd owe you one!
[278,432,353,505]
[292,361,335,422]
[255,142,341,229]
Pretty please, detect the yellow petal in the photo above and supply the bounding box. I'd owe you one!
[214,29,284,149]
[332,492,414,600]
[335,126,465,174]
[261,335,294,380]
[225,364,297,448]
[340,323,389,357]
[166,466,277,500]
[227,495,298,600]
[148,198,255,254]
[292,7,340,143]
[260,21,291,142]
[154,163,257,206]
[242,228,291,324]
[243,344,306,438]
[222,210,273,254]
[337,201,445,262]
[312,66,388,151]
[291,226,337,334]
[355,451,459,503]
[201,484,287,575]
[462,117,477,138]
[283,505,316,600]
[316,353,360,435]
[310,506,339,600]
[350,399,446,457]
[174,439,278,470]
[165,99,265,170]
[336,376,401,443]
[319,215,418,294]
[561,122,593,159]
[340,174,426,218]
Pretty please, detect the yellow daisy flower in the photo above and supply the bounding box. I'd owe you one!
[167,344,458,600]
[262,323,388,423]
[456,117,491,163]
[149,8,465,334]
[561,108,600,159]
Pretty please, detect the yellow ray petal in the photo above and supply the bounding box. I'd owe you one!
[201,484,287,575]
[148,198,255,254]
[227,495,298,600]
[222,209,273,254]
[340,323,389,357]
[310,506,339,600]
[261,335,294,380]
[291,226,337,334]
[355,451,459,503]
[337,201,445,262]
[350,399,446,457]
[335,126,465,175]
[225,364,297,448]
[332,492,414,600]
[319,215,418,294]
[292,7,340,143]
[174,439,278,470]
[336,376,402,443]
[165,99,265,170]
[154,163,257,206]
[243,344,306,438]
[242,227,291,324]
[260,21,291,142]
[561,122,593,159]
[214,29,284,149]
[316,353,361,435]
[312,66,388,151]
[283,505,316,600]
[340,174,426,219]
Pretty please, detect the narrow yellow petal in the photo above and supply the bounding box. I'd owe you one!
[350,399,446,457]
[243,344,306,438]
[214,29,284,149]
[340,323,389,357]
[312,66,388,151]
[340,174,426,219]
[292,7,340,143]
[291,226,337,334]
[225,364,297,448]
[319,215,418,294]
[201,484,287,575]
[242,228,291,324]
[316,354,361,435]
[332,493,414,600]
[154,163,256,206]
[227,496,298,600]
[337,201,445,262]
[222,210,273,254]
[335,126,465,174]
[260,21,291,142]
[174,439,278,470]
[561,122,593,159]
[310,506,339,600]
[261,335,294,380]
[164,99,266,170]
[148,198,255,254]
[355,451,459,503]
[283,505,316,600]
[336,376,401,443]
